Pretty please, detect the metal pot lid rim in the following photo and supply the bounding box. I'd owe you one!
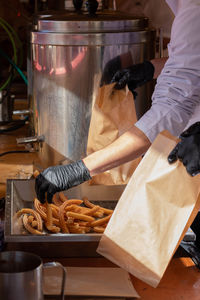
[36,11,149,33]
[31,30,155,45]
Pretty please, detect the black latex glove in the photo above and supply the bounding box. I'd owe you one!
[111,60,155,94]
[100,56,121,87]
[35,160,91,203]
[168,122,200,176]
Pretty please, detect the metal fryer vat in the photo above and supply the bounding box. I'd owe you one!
[28,11,156,168]
[4,179,125,257]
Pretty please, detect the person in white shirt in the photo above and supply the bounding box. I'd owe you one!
[35,0,200,251]
[35,0,200,201]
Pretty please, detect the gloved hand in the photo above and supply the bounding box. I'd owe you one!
[35,160,91,203]
[100,56,121,87]
[111,60,155,94]
[168,122,200,176]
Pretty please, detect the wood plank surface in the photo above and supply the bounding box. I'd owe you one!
[0,125,37,197]
[42,257,200,300]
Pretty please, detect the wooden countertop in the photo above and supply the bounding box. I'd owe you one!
[1,115,200,300]
[41,257,200,300]
[0,124,37,198]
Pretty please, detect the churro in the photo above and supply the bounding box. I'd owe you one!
[90,214,112,227]
[93,226,105,233]
[58,201,70,233]
[34,198,60,226]
[22,214,43,235]
[45,202,60,233]
[17,208,43,231]
[17,194,114,235]
[66,211,95,222]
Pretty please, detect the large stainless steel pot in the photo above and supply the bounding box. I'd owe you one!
[28,11,156,168]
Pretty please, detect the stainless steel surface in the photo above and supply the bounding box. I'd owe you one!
[16,135,45,153]
[28,11,156,167]
[5,179,124,243]
[0,251,66,300]
[43,261,66,300]
[16,135,45,144]
[36,13,149,33]
[31,31,152,45]
[0,251,43,300]
[0,91,14,122]
[13,109,30,115]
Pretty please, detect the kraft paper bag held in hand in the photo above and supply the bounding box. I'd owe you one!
[97,132,200,288]
[87,83,141,185]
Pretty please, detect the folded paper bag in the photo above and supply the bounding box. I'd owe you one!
[97,132,200,288]
[87,83,141,185]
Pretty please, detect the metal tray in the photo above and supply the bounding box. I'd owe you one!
[4,179,194,259]
[5,179,125,243]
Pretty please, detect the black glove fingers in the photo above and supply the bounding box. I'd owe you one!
[111,71,128,89]
[143,60,155,81]
[168,144,179,163]
[46,185,58,203]
[127,81,137,92]
[168,123,200,176]
[110,70,125,83]
[176,140,191,161]
[182,157,188,166]
[37,181,50,204]
[100,56,122,86]
[35,174,44,192]
[46,192,54,204]
[112,68,136,90]
[35,160,91,203]
[114,81,127,90]
[35,174,44,201]
[115,72,131,90]
[186,160,200,176]
[183,144,200,176]
[109,60,154,92]
[111,68,134,89]
[180,122,200,137]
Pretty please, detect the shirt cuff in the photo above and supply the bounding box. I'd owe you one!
[135,103,191,143]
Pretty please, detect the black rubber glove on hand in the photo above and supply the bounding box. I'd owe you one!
[100,56,121,87]
[168,122,200,176]
[35,160,91,203]
[111,60,155,94]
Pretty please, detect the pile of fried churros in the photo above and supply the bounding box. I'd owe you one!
[16,192,113,235]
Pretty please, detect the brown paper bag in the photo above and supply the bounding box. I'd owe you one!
[97,132,200,287]
[87,83,141,185]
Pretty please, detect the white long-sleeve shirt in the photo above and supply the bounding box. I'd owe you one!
[135,0,200,142]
